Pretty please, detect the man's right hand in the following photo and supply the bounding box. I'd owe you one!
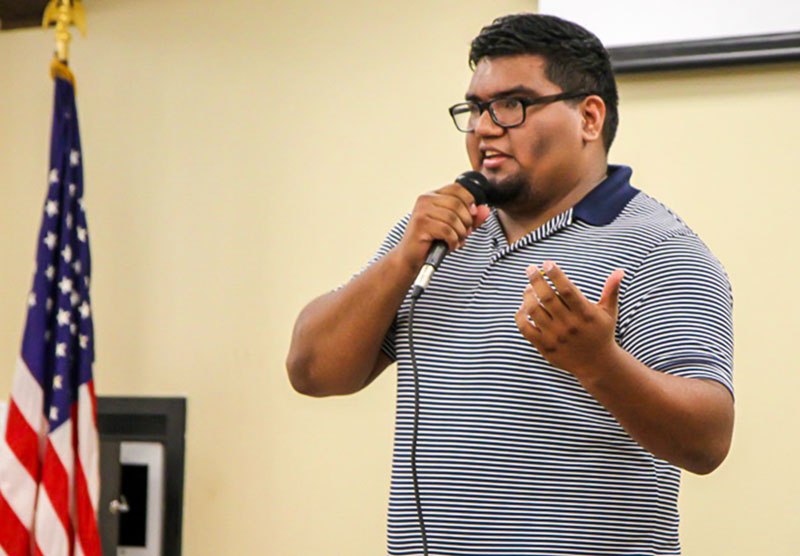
[395,183,492,272]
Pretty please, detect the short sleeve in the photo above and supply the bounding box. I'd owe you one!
[617,233,734,398]
[339,214,410,363]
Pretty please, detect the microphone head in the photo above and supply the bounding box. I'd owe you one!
[455,171,491,206]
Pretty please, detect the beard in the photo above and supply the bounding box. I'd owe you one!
[484,173,530,209]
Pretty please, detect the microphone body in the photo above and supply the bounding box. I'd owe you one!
[411,171,491,299]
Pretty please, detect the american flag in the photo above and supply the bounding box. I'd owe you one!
[0,63,101,556]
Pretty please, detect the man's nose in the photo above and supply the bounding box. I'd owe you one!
[474,108,504,137]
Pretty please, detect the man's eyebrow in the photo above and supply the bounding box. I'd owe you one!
[465,85,542,101]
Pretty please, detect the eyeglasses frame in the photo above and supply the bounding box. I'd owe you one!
[448,91,599,132]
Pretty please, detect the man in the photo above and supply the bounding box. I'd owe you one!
[286,13,734,555]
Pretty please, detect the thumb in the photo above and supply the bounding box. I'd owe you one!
[473,205,492,229]
[598,269,624,316]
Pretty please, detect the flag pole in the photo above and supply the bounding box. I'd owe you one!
[42,0,87,63]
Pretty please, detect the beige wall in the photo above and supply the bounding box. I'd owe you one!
[1,1,798,554]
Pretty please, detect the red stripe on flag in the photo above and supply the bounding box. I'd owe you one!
[75,458,101,556]
[40,438,73,537]
[5,399,40,481]
[0,490,31,556]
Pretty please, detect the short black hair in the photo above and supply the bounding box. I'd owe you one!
[469,13,619,152]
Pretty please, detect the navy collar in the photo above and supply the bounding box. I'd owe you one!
[572,164,639,226]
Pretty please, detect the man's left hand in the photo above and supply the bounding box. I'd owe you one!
[515,261,625,379]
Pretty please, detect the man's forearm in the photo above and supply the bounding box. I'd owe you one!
[286,248,417,396]
[576,343,734,475]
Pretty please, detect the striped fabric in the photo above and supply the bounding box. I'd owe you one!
[366,165,733,555]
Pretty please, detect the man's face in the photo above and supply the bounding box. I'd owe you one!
[464,54,588,210]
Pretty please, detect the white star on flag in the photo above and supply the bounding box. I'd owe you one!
[66,213,73,229]
[70,150,80,166]
[45,200,59,217]
[79,335,89,349]
[69,183,77,197]
[73,261,82,274]
[55,343,67,357]
[57,309,71,326]
[28,293,36,307]
[46,265,55,280]
[53,375,63,389]
[62,244,72,263]
[49,168,59,183]
[58,277,73,295]
[46,298,54,312]
[79,301,91,319]
[77,227,87,242]
[44,232,57,250]
[70,324,77,335]
[71,291,80,306]
[49,407,58,421]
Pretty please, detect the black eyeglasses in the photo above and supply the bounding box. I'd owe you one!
[448,91,597,132]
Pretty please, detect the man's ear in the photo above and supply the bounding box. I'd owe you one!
[581,95,606,144]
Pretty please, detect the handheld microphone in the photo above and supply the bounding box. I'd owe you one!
[411,171,491,299]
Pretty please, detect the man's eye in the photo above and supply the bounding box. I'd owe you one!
[491,98,522,113]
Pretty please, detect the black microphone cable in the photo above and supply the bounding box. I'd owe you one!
[407,171,490,556]
[408,292,428,555]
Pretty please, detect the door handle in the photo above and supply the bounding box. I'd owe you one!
[109,495,130,515]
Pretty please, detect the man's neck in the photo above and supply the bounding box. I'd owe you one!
[496,161,608,245]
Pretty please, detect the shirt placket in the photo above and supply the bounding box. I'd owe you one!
[487,208,575,265]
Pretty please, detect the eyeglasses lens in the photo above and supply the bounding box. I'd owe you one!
[490,98,523,127]
[451,98,524,132]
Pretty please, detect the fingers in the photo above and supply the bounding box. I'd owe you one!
[421,213,464,252]
[434,183,479,233]
[515,286,544,344]
[525,264,571,321]
[427,205,471,246]
[537,261,590,315]
[598,269,625,316]
[438,182,478,213]
[521,283,552,323]
[516,262,585,346]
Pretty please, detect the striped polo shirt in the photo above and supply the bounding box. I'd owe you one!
[363,164,733,555]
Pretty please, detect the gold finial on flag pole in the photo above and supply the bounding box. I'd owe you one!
[42,0,87,63]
